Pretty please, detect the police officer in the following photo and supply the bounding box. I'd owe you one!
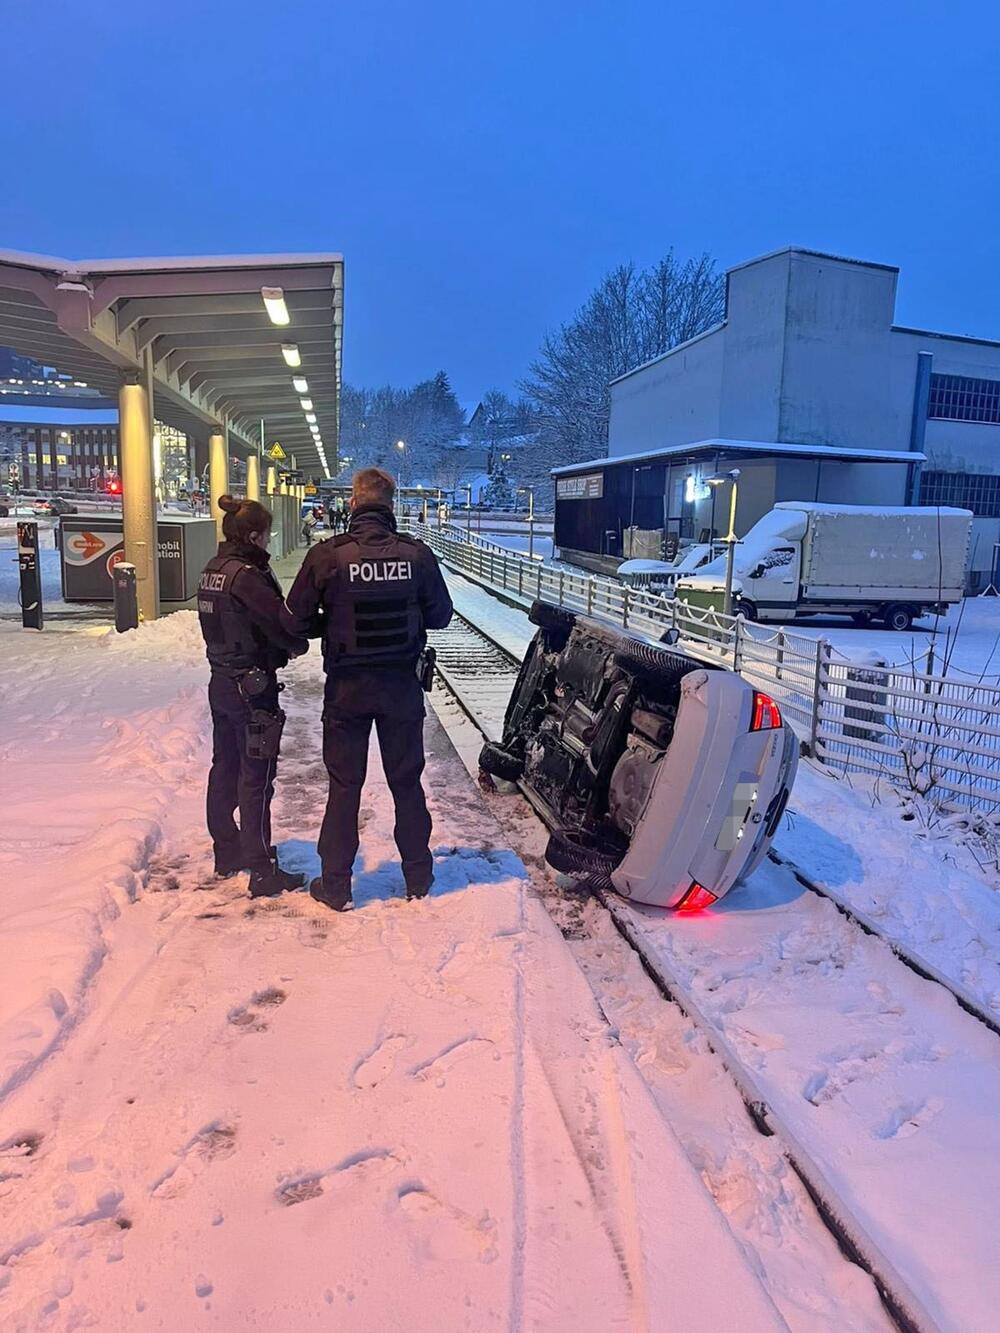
[198,494,309,898]
[284,467,453,911]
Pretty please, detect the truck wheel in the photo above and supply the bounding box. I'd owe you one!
[851,611,873,626]
[884,603,914,632]
[478,741,523,781]
[544,828,623,877]
[528,600,575,634]
[734,599,757,621]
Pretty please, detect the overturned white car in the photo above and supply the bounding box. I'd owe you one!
[479,602,798,910]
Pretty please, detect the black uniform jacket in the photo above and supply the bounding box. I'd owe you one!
[198,540,308,672]
[282,505,453,669]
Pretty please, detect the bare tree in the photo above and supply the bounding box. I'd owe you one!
[520,250,725,495]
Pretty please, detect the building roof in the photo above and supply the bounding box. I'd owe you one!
[551,438,926,477]
[726,245,900,276]
[0,249,343,475]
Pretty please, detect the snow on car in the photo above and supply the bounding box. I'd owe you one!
[479,600,797,909]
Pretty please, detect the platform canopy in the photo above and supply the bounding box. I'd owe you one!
[0,249,343,476]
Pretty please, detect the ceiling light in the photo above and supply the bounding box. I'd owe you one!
[305,412,317,424]
[261,286,290,326]
[281,343,301,367]
[299,397,313,411]
[291,376,309,393]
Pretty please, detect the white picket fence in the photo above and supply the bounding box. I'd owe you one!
[410,520,1000,816]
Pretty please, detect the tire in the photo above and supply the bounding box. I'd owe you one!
[544,827,624,878]
[0,505,7,518]
[528,600,575,634]
[884,603,914,632]
[613,637,694,684]
[734,598,757,621]
[478,741,523,781]
[851,611,873,626]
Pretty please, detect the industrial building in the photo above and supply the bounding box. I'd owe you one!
[553,248,1000,587]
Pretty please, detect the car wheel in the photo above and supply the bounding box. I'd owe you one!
[0,505,8,517]
[734,598,757,621]
[884,603,913,632]
[528,600,575,634]
[544,828,623,877]
[478,741,523,782]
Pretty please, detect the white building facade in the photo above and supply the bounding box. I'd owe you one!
[607,248,1000,587]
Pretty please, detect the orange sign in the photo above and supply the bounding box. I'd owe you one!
[69,530,106,562]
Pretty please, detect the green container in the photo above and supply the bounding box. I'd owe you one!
[676,583,726,615]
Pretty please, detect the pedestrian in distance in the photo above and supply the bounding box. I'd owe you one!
[283,467,454,911]
[301,506,318,546]
[197,495,310,898]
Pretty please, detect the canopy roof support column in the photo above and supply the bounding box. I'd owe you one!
[118,372,160,621]
[246,453,261,502]
[209,427,228,538]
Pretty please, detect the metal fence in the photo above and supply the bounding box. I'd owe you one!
[411,520,1000,815]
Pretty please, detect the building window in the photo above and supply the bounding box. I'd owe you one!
[919,470,1000,517]
[928,373,1000,424]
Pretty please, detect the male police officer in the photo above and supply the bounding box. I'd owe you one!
[284,467,453,910]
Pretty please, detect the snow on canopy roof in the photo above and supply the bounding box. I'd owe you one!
[551,439,926,476]
[775,502,973,518]
[0,248,344,275]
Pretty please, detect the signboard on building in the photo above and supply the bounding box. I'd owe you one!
[556,473,604,500]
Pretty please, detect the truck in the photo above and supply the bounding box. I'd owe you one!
[676,503,973,631]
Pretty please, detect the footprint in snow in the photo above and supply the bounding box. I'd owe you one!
[396,1183,498,1263]
[352,1034,409,1089]
[409,1036,495,1085]
[227,988,287,1033]
[151,1121,238,1199]
[276,1148,401,1207]
[873,1097,943,1141]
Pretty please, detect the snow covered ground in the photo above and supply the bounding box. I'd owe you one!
[440,569,1000,1331]
[0,615,786,1330]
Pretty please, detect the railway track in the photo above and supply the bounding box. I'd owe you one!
[430,608,1000,1333]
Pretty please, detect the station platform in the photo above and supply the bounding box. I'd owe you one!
[0,607,783,1330]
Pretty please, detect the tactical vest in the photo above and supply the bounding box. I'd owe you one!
[197,554,278,671]
[322,531,423,668]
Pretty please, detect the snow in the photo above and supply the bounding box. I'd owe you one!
[552,438,926,477]
[0,613,783,1330]
[774,501,972,518]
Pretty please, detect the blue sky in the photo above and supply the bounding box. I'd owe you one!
[2,0,997,402]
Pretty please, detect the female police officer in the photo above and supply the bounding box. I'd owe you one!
[198,494,309,898]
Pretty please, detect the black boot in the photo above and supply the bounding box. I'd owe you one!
[309,877,353,912]
[405,876,433,902]
[249,862,306,899]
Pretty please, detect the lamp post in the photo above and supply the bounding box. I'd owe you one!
[517,486,536,559]
[395,440,405,517]
[465,484,473,533]
[706,469,740,617]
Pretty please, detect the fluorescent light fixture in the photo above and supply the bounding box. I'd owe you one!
[281,343,301,367]
[305,412,317,424]
[299,397,313,411]
[291,376,309,393]
[261,286,290,326]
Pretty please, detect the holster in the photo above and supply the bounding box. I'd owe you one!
[246,707,286,760]
[417,646,437,693]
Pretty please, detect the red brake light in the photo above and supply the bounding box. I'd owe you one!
[676,882,718,912]
[751,691,782,731]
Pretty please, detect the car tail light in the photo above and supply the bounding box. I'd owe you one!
[676,882,718,912]
[751,691,782,731]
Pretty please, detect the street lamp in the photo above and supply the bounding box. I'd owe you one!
[395,440,406,516]
[517,486,536,559]
[706,468,741,617]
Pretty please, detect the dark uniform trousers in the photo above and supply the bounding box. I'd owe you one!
[206,671,279,871]
[319,667,432,894]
